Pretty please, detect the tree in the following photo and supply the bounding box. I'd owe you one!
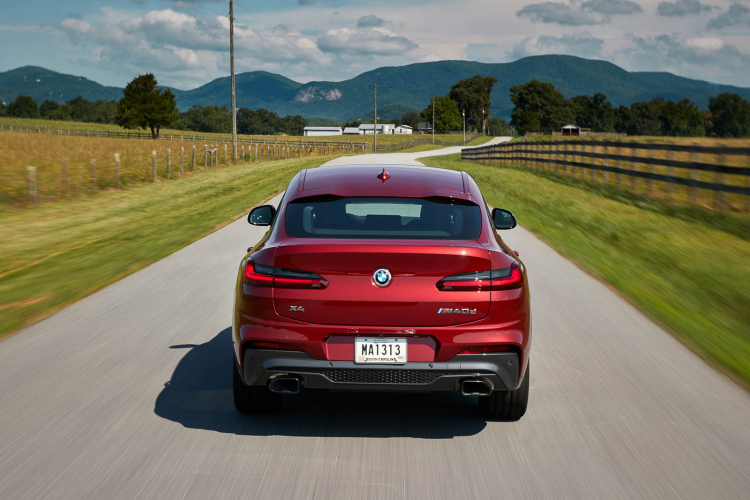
[614,105,631,134]
[628,99,665,136]
[237,108,281,135]
[709,93,750,138]
[177,105,232,133]
[419,94,462,132]
[400,110,419,129]
[0,101,6,117]
[280,114,307,136]
[8,96,40,118]
[449,75,497,133]
[115,74,179,139]
[570,93,615,132]
[40,100,60,118]
[486,117,510,136]
[510,80,574,134]
[659,99,705,137]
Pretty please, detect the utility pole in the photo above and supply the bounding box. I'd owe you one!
[462,109,466,144]
[230,0,237,162]
[432,96,435,145]
[482,108,485,136]
[374,84,377,153]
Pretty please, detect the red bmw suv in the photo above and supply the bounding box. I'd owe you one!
[233,165,531,419]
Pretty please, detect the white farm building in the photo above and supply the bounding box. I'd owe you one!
[393,125,413,134]
[343,127,363,135]
[303,126,343,137]
[359,124,395,135]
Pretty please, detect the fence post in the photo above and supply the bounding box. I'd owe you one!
[588,145,596,182]
[574,143,580,177]
[715,151,727,214]
[152,150,157,181]
[242,145,245,162]
[114,154,120,188]
[192,146,196,171]
[62,158,69,196]
[615,147,622,189]
[631,148,638,192]
[554,142,559,174]
[167,149,171,179]
[28,167,37,204]
[255,144,258,162]
[603,146,609,184]
[204,145,208,168]
[666,150,675,202]
[690,147,699,207]
[180,147,184,174]
[224,144,228,166]
[90,159,97,189]
[648,150,655,197]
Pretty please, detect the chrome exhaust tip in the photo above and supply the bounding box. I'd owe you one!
[268,376,300,394]
[461,379,492,396]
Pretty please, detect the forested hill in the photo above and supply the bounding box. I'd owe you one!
[3,56,749,120]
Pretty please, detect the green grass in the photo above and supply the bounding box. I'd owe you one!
[0,156,330,338]
[0,117,480,145]
[422,153,750,388]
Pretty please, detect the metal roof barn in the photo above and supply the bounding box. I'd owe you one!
[303,127,343,137]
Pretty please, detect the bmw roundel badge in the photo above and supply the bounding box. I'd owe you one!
[373,268,392,287]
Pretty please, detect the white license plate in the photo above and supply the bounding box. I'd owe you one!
[355,338,407,364]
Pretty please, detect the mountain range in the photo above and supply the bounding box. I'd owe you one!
[2,56,749,121]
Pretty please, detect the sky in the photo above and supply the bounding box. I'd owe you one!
[0,0,749,90]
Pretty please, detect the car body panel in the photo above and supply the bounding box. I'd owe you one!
[233,165,531,390]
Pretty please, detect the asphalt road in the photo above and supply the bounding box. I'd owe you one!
[1,142,749,499]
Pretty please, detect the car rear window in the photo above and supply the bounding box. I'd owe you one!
[285,196,482,240]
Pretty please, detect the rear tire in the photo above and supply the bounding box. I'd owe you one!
[479,361,529,419]
[233,358,282,414]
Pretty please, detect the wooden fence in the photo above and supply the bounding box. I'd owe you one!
[11,141,347,206]
[461,140,750,213]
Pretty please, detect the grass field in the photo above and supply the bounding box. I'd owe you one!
[0,155,330,338]
[0,117,480,145]
[520,134,750,147]
[490,135,750,213]
[422,153,750,388]
[0,130,345,207]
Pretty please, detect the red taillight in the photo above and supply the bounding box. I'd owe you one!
[244,259,275,287]
[249,341,303,351]
[458,345,512,354]
[437,262,523,291]
[244,258,328,289]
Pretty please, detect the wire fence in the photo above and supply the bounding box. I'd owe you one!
[0,123,483,153]
[462,139,750,213]
[3,139,344,207]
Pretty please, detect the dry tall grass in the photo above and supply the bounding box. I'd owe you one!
[494,136,750,213]
[0,131,341,207]
[0,117,472,145]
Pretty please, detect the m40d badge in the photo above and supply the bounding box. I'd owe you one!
[437,308,477,315]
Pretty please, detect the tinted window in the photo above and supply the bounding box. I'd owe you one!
[286,196,482,240]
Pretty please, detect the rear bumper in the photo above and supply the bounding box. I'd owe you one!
[241,349,521,392]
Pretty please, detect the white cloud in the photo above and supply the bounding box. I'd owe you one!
[620,33,750,84]
[517,0,643,25]
[509,32,606,59]
[317,27,418,56]
[657,0,713,17]
[707,3,750,30]
[57,8,336,87]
